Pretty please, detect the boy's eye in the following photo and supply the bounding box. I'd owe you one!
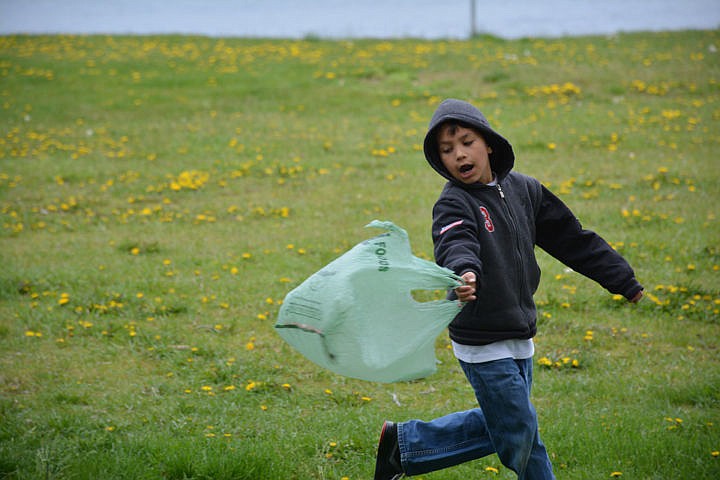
[463,140,474,146]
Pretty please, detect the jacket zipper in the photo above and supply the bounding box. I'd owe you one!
[496,183,529,306]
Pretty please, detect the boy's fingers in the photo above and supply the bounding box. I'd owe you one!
[462,272,476,285]
[456,282,477,302]
[461,292,477,303]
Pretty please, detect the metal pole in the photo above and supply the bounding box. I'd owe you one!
[470,0,477,38]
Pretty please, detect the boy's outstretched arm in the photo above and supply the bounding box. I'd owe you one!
[535,185,644,301]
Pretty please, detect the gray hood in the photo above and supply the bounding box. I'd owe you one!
[423,99,515,183]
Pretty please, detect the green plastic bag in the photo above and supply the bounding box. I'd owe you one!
[275,220,463,383]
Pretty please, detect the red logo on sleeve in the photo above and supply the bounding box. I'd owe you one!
[439,219,464,235]
[479,206,495,232]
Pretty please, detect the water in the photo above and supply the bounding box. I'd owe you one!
[1,0,719,39]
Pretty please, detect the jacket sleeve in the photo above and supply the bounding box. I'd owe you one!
[432,191,482,283]
[535,185,643,300]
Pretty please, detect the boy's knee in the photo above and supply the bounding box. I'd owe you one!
[493,419,536,472]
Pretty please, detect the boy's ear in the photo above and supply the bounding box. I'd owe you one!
[488,146,493,154]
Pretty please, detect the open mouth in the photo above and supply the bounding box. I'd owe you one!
[459,164,474,174]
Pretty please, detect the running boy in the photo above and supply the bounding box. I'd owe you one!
[374,99,644,479]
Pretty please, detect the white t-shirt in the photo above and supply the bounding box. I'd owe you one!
[450,174,535,364]
[452,338,534,363]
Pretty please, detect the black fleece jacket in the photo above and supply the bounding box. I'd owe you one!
[426,99,643,346]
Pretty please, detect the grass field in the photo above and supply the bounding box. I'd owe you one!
[1,30,719,479]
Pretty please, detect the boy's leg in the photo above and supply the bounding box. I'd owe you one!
[398,408,495,475]
[460,358,555,480]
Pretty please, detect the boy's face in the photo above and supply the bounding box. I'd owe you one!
[437,124,493,184]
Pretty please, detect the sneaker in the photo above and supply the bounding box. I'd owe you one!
[374,421,404,480]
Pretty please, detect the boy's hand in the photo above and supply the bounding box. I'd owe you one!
[629,290,644,303]
[456,272,477,303]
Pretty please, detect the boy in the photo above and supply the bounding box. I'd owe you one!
[374,99,644,479]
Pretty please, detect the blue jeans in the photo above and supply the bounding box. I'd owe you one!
[397,357,555,479]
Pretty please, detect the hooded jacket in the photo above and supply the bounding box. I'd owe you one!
[425,99,643,345]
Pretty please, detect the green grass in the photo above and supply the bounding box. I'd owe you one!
[1,30,719,479]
